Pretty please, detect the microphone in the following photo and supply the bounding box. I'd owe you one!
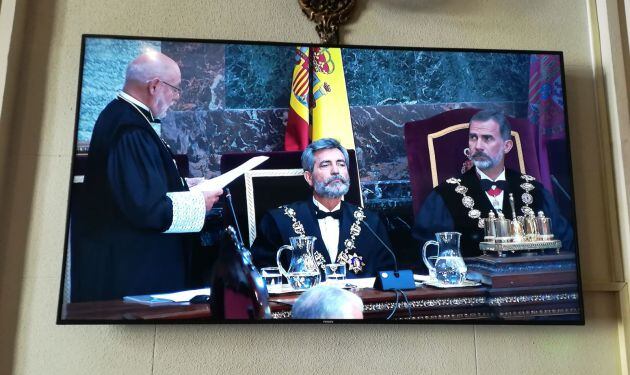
[551,174,572,201]
[362,221,399,272]
[224,188,244,245]
[361,221,415,291]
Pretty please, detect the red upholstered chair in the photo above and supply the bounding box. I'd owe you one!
[404,108,541,215]
[220,150,362,247]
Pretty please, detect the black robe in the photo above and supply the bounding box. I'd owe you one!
[412,168,574,257]
[251,200,395,278]
[71,97,198,302]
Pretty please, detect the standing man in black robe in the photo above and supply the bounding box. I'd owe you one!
[412,110,574,257]
[71,51,223,302]
[251,138,394,278]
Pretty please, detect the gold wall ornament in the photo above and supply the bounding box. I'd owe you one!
[298,0,357,44]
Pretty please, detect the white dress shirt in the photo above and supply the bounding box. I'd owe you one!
[313,198,341,262]
[477,167,506,212]
[119,91,154,119]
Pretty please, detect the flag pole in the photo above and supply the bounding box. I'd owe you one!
[308,47,314,138]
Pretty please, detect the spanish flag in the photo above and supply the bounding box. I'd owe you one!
[311,47,355,149]
[284,46,311,151]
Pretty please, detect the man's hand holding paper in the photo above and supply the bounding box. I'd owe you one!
[202,187,223,212]
[189,155,270,212]
[190,156,269,193]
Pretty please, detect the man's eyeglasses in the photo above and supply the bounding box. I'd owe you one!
[156,79,182,95]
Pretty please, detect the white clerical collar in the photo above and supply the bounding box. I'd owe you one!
[476,167,506,182]
[313,197,341,213]
[118,91,156,122]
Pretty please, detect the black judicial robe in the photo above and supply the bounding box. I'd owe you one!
[412,168,574,258]
[71,97,197,302]
[251,200,395,278]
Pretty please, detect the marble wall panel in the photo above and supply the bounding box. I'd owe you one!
[344,48,417,106]
[162,41,225,111]
[224,44,295,109]
[342,48,530,106]
[413,51,530,104]
[161,108,287,178]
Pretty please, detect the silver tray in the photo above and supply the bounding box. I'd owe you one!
[479,239,562,256]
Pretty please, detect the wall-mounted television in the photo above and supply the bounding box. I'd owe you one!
[57,34,583,324]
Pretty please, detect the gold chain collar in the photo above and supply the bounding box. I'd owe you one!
[446,174,537,228]
[282,205,366,274]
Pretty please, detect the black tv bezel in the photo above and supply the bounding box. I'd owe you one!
[56,34,584,326]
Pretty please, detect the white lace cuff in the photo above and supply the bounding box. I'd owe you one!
[164,191,206,233]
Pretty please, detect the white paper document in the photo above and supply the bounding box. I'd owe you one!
[413,274,431,283]
[190,155,269,192]
[123,287,211,305]
[268,277,378,295]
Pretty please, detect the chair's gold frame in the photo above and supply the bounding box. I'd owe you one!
[243,168,305,246]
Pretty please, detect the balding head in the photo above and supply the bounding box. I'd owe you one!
[291,285,363,319]
[125,51,180,84]
[122,50,181,119]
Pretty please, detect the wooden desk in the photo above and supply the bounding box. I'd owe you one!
[62,283,581,322]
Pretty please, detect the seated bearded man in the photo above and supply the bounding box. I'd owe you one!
[412,110,574,258]
[251,138,394,278]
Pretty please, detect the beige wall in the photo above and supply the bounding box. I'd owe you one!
[0,0,627,374]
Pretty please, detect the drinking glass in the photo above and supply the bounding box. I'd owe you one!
[261,267,283,293]
[324,263,346,284]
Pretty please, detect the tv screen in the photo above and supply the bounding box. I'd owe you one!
[58,35,583,324]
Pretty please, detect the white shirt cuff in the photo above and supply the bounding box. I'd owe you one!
[164,191,206,233]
